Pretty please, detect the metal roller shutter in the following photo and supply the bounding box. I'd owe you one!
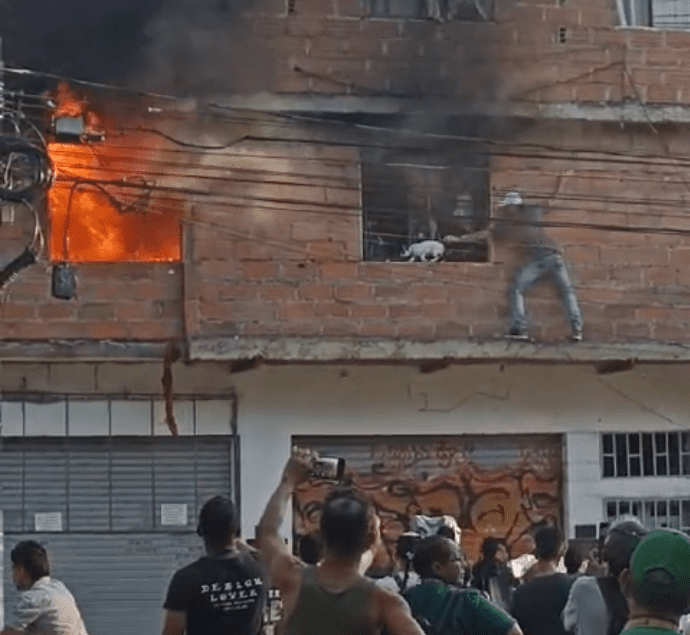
[293,434,563,564]
[3,532,204,634]
[2,431,236,635]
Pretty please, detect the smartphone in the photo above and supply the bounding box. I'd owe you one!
[311,457,345,481]
[598,522,610,561]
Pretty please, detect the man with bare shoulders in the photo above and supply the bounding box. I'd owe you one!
[257,448,425,635]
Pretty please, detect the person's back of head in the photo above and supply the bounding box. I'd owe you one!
[626,529,690,621]
[396,532,421,566]
[11,540,50,583]
[320,487,374,560]
[480,537,503,563]
[563,546,583,575]
[197,495,238,548]
[298,532,325,565]
[533,525,563,561]
[603,517,648,577]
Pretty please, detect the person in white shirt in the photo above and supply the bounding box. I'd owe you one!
[0,540,89,635]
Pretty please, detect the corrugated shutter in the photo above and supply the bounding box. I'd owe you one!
[0,436,234,532]
[293,434,563,563]
[68,439,110,531]
[2,431,235,635]
[3,532,204,635]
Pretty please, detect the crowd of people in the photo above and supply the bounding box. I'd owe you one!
[3,447,690,635]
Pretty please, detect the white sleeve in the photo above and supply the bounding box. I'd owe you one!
[561,577,587,634]
[8,589,49,632]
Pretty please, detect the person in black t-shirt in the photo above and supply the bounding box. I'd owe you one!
[511,525,573,635]
[162,496,267,635]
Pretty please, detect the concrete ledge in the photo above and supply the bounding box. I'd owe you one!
[190,336,690,363]
[3,337,690,364]
[208,94,690,124]
[0,340,170,361]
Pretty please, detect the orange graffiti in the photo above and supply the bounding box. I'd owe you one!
[293,436,562,566]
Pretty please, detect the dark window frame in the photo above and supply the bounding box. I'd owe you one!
[601,431,690,478]
[361,149,490,263]
[364,0,493,20]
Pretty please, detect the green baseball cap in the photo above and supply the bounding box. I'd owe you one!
[631,529,690,602]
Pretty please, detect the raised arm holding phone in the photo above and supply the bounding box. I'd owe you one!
[256,447,425,635]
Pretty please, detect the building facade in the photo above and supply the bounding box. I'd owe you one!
[2,0,690,630]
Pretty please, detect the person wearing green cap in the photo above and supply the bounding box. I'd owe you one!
[618,528,690,635]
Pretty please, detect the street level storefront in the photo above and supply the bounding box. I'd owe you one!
[0,395,237,635]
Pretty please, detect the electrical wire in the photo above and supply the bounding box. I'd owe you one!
[2,66,182,101]
[23,69,690,274]
[115,126,250,150]
[48,163,690,232]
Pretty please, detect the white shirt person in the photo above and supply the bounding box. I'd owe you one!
[0,541,88,635]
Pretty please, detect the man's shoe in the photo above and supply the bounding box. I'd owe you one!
[571,330,582,342]
[507,328,529,340]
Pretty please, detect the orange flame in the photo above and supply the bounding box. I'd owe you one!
[48,84,182,263]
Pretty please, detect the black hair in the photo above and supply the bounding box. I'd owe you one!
[533,525,563,560]
[396,533,421,562]
[197,495,238,545]
[436,525,457,541]
[298,533,325,565]
[320,487,374,558]
[412,535,454,579]
[11,541,50,582]
[480,537,504,561]
[603,518,648,577]
[563,546,583,574]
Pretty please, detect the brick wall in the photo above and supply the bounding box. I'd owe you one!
[180,121,690,344]
[1,117,690,344]
[243,0,690,106]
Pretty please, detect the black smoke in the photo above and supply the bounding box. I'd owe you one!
[1,0,275,96]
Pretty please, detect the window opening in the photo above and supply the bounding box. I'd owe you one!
[366,0,493,20]
[615,0,690,28]
[47,83,183,263]
[606,497,690,532]
[602,432,690,477]
[361,146,490,262]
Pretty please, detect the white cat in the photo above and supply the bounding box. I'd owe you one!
[401,240,445,262]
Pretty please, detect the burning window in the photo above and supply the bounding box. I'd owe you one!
[362,149,490,262]
[47,85,183,263]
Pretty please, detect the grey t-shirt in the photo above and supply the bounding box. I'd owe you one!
[9,577,89,635]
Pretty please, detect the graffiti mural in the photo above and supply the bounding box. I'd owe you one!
[292,435,562,568]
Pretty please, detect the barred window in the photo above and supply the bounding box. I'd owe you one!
[361,148,490,263]
[618,0,690,29]
[601,432,690,477]
[605,498,690,532]
[365,0,492,20]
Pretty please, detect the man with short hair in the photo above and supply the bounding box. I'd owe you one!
[562,518,648,635]
[617,528,690,635]
[257,448,425,635]
[511,525,573,635]
[162,495,267,635]
[0,540,89,635]
[405,535,522,635]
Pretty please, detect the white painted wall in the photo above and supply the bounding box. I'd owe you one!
[231,363,690,539]
[1,361,690,541]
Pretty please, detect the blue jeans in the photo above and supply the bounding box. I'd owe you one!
[509,253,583,333]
